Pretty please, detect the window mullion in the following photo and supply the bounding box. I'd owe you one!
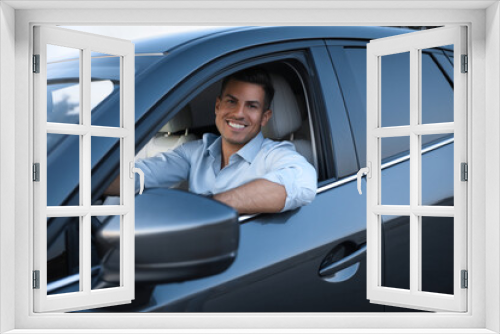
[81,47,92,294]
[409,47,420,294]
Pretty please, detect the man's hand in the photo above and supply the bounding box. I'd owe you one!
[213,179,286,214]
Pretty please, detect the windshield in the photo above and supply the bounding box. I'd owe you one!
[47,80,115,123]
[47,79,117,154]
[46,53,165,155]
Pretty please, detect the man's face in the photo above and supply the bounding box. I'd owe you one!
[215,79,272,151]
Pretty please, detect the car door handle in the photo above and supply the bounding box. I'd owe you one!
[319,244,367,277]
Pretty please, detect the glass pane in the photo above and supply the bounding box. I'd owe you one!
[381,52,410,127]
[381,136,410,206]
[93,215,121,290]
[444,49,454,70]
[421,134,454,206]
[437,46,454,82]
[421,46,454,124]
[91,136,121,205]
[47,216,80,295]
[91,52,120,127]
[421,216,454,294]
[381,215,410,290]
[47,134,80,206]
[47,45,81,125]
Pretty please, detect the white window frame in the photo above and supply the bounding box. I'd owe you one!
[33,25,136,313]
[0,1,498,333]
[365,26,468,312]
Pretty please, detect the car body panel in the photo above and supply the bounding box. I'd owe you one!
[138,180,378,312]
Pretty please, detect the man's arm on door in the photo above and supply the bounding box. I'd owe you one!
[213,179,286,214]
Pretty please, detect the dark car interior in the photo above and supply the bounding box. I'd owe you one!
[135,61,319,177]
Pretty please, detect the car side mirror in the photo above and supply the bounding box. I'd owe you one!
[96,188,239,284]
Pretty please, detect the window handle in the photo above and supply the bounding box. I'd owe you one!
[356,162,371,195]
[130,161,145,195]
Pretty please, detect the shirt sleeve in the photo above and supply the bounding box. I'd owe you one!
[260,142,317,212]
[134,143,192,192]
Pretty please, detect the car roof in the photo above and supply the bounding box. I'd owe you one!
[47,26,418,81]
[133,26,414,54]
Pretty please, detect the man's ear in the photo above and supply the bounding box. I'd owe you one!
[261,109,272,127]
[215,97,221,114]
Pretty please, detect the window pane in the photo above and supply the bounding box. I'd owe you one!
[47,216,80,295]
[381,52,410,127]
[421,135,454,206]
[47,134,80,206]
[91,136,121,205]
[93,215,121,291]
[47,45,81,124]
[436,46,454,82]
[91,52,120,127]
[421,216,454,295]
[381,136,410,206]
[381,215,410,290]
[444,49,454,71]
[421,46,454,124]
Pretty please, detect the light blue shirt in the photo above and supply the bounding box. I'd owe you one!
[135,132,317,212]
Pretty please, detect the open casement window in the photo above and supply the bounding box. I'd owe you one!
[33,26,140,312]
[360,26,467,312]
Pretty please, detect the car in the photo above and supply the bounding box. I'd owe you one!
[45,26,455,312]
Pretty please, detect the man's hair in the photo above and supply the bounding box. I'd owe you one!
[219,67,275,111]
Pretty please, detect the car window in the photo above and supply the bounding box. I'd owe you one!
[343,47,453,165]
[137,61,317,171]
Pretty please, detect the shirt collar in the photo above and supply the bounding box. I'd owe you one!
[207,135,222,160]
[235,132,264,163]
[207,132,265,164]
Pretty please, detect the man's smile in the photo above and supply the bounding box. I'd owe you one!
[227,120,248,130]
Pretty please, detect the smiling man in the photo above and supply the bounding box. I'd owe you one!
[109,67,317,214]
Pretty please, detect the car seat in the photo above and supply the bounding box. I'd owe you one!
[262,74,315,167]
[138,105,198,159]
[104,105,197,212]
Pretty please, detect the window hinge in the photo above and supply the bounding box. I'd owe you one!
[33,270,40,289]
[461,54,468,73]
[33,163,40,182]
[461,162,468,181]
[461,270,468,289]
[33,54,40,73]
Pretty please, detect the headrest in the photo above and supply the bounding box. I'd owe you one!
[159,105,192,133]
[262,74,302,140]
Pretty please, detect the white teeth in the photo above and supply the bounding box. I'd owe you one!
[228,121,245,129]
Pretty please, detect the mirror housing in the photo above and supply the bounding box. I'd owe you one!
[96,188,239,284]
